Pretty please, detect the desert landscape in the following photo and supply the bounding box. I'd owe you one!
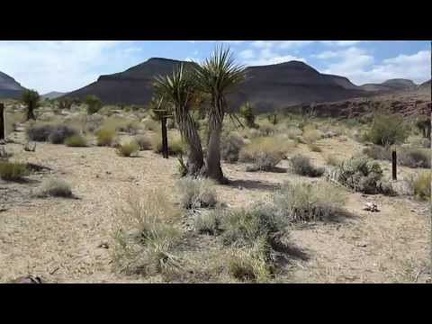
[0,43,430,283]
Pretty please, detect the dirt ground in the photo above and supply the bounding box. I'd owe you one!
[0,126,430,283]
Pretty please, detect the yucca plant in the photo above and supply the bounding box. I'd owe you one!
[194,46,246,184]
[154,65,204,176]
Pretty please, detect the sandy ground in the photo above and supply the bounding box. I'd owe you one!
[0,131,430,283]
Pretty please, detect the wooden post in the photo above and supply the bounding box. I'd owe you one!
[161,115,168,159]
[392,149,397,180]
[0,103,5,142]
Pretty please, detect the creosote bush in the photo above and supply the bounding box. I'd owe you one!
[289,155,324,177]
[116,141,140,157]
[0,161,29,181]
[26,123,78,144]
[96,128,117,146]
[152,134,185,156]
[366,114,408,146]
[65,134,88,147]
[34,178,73,198]
[221,132,245,163]
[363,145,431,168]
[134,135,152,151]
[410,171,431,201]
[177,177,217,209]
[329,156,394,195]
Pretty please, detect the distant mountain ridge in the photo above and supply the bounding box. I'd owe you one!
[42,91,66,100]
[360,78,417,92]
[0,71,26,99]
[65,58,372,111]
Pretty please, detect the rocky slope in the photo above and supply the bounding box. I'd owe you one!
[0,71,26,99]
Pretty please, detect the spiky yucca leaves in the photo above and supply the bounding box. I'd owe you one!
[154,65,204,176]
[194,46,246,183]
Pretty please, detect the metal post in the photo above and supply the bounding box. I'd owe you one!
[161,115,168,159]
[392,149,397,180]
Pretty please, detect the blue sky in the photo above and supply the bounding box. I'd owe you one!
[0,41,430,94]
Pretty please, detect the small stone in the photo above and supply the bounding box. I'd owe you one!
[98,242,109,249]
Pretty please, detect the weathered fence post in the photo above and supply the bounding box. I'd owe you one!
[0,103,5,142]
[392,149,397,180]
[161,115,168,159]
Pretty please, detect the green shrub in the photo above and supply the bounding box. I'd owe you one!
[271,181,346,223]
[329,156,394,194]
[239,137,291,171]
[227,246,270,282]
[134,135,152,151]
[0,162,29,181]
[308,143,322,152]
[85,95,103,115]
[34,178,73,198]
[239,102,257,128]
[366,114,408,146]
[65,134,88,147]
[96,128,116,146]
[152,135,185,156]
[411,171,431,201]
[176,177,217,209]
[364,145,431,168]
[289,155,324,177]
[221,132,245,163]
[116,141,139,157]
[194,209,222,235]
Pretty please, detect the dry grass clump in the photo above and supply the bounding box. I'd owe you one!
[177,177,218,209]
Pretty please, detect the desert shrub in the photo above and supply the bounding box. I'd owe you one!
[96,128,116,146]
[289,155,324,177]
[308,143,322,152]
[152,134,185,156]
[194,209,222,235]
[22,89,40,120]
[220,206,287,246]
[286,126,303,140]
[239,137,291,171]
[84,114,104,134]
[398,148,431,169]
[26,123,54,141]
[143,119,159,132]
[116,141,139,157]
[257,120,276,136]
[0,162,29,181]
[270,181,346,223]
[363,145,391,161]
[103,117,141,135]
[415,116,431,139]
[221,132,245,163]
[177,177,217,209]
[176,154,188,177]
[134,135,152,151]
[366,114,408,146]
[239,102,257,128]
[26,123,78,144]
[410,171,431,201]
[364,145,431,168]
[48,125,78,144]
[325,155,342,167]
[85,95,103,115]
[34,178,73,198]
[227,246,271,282]
[65,134,88,147]
[329,156,394,195]
[302,125,322,143]
[112,190,182,276]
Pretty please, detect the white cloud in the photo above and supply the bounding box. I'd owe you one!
[0,41,145,94]
[322,41,361,47]
[251,41,314,49]
[240,48,307,66]
[317,46,431,85]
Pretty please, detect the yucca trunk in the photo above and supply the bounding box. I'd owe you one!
[176,113,204,176]
[204,97,228,184]
[27,104,36,121]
